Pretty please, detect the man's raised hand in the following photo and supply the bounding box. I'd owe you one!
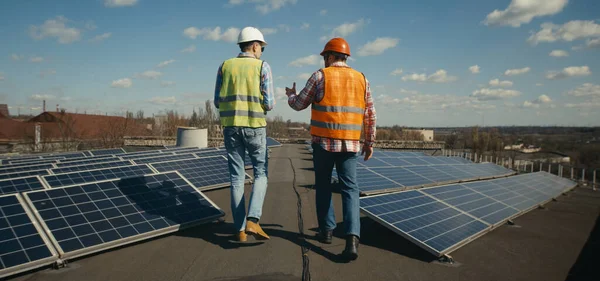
[285,82,296,97]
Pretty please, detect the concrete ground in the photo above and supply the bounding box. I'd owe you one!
[7,144,600,281]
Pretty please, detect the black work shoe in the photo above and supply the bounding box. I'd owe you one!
[341,235,359,261]
[317,230,333,244]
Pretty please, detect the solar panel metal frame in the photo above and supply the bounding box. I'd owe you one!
[41,164,156,189]
[54,157,120,168]
[266,137,282,148]
[0,169,52,181]
[0,175,49,196]
[87,148,126,156]
[148,155,252,191]
[360,172,578,258]
[21,171,225,262]
[49,160,135,175]
[0,193,59,279]
[129,152,199,165]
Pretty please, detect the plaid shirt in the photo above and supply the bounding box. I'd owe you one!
[288,61,376,153]
[214,52,275,111]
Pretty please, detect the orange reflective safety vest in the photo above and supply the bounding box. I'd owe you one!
[310,67,366,140]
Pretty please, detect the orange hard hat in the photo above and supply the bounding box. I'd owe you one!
[320,37,351,56]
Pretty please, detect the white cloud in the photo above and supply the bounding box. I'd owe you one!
[527,20,600,45]
[156,59,175,68]
[483,0,568,28]
[227,0,297,14]
[260,28,278,35]
[289,54,321,67]
[300,23,310,30]
[180,45,196,53]
[377,93,496,111]
[567,83,600,97]
[40,69,57,78]
[275,87,287,100]
[546,66,591,80]
[470,88,521,101]
[89,32,111,42]
[149,96,177,105]
[160,81,176,87]
[322,18,368,41]
[111,78,132,88]
[504,67,530,76]
[565,101,600,109]
[11,54,24,61]
[536,94,552,103]
[297,73,312,80]
[587,38,600,48]
[320,9,327,16]
[523,94,553,108]
[104,0,138,7]
[549,49,569,57]
[390,68,403,76]
[401,69,458,83]
[29,16,82,44]
[278,24,291,32]
[29,56,44,63]
[469,65,480,74]
[489,79,513,87]
[30,94,56,101]
[183,26,240,42]
[357,37,399,56]
[134,70,162,80]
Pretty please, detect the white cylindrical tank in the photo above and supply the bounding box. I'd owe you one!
[176,127,208,148]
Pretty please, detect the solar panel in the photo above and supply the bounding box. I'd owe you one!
[0,170,51,181]
[334,163,515,196]
[0,163,55,175]
[192,150,225,158]
[0,194,58,279]
[7,159,61,166]
[119,151,167,160]
[58,155,116,164]
[50,161,134,174]
[55,157,119,167]
[22,171,224,260]
[88,148,126,156]
[149,156,252,191]
[42,165,155,189]
[159,146,206,153]
[266,137,282,148]
[0,176,47,196]
[130,153,198,165]
[360,172,577,258]
[41,152,87,159]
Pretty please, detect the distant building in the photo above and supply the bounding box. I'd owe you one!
[405,129,434,142]
[0,104,9,118]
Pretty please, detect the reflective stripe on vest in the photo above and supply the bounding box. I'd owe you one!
[218,57,267,128]
[310,67,366,140]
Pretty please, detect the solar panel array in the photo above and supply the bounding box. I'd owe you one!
[23,172,224,260]
[360,172,577,257]
[333,162,515,195]
[0,145,250,278]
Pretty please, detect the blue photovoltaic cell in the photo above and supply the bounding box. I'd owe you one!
[5,159,59,167]
[24,172,224,258]
[333,168,400,193]
[131,153,197,165]
[378,158,413,167]
[55,158,119,168]
[50,161,133,174]
[357,158,393,168]
[404,166,457,183]
[0,170,50,181]
[360,172,577,256]
[192,150,225,158]
[0,194,56,278]
[159,147,205,153]
[0,177,46,196]
[371,167,435,188]
[150,156,246,190]
[89,148,126,156]
[119,151,167,160]
[0,164,55,175]
[57,155,116,165]
[266,137,282,147]
[43,165,155,188]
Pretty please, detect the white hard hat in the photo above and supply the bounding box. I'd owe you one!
[237,26,267,46]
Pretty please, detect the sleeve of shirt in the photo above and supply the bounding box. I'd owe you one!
[363,77,377,147]
[214,63,224,109]
[288,70,321,111]
[261,61,275,111]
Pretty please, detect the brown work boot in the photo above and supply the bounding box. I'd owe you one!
[235,231,247,242]
[245,221,270,240]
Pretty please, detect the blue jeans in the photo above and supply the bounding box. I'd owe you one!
[223,127,269,232]
[312,143,360,238]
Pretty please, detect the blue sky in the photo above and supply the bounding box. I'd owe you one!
[0,0,599,127]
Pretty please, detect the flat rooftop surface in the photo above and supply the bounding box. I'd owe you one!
[8,144,600,281]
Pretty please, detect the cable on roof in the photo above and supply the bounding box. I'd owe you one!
[289,158,311,281]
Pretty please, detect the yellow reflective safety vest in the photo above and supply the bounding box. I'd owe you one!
[218,57,267,128]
